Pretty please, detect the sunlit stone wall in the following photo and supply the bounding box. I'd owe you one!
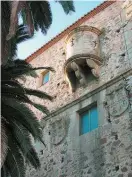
[25,2,132,177]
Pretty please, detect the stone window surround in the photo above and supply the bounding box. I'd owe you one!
[38,70,50,88]
[78,102,98,136]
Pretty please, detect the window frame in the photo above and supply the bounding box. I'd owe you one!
[79,103,98,135]
[41,70,50,85]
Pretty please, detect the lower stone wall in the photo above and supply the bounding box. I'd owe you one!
[26,75,132,177]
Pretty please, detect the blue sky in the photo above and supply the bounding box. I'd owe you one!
[17,1,104,59]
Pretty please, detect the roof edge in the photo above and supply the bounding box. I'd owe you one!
[26,1,115,63]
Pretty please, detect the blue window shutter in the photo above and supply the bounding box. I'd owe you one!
[90,106,98,131]
[81,111,90,135]
[43,72,49,84]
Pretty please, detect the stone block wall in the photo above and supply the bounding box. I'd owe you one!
[25,1,132,177]
[24,1,132,119]
[26,75,132,177]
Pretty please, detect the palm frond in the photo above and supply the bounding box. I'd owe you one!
[7,67,54,79]
[3,131,26,177]
[24,88,53,100]
[3,59,54,79]
[1,80,23,89]
[58,1,75,14]
[9,25,33,59]
[23,3,34,36]
[33,103,49,115]
[26,147,41,168]
[28,1,52,34]
[16,24,33,44]
[1,1,75,176]
[2,100,43,142]
[6,119,41,168]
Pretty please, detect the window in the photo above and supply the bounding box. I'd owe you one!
[42,71,50,84]
[80,105,98,135]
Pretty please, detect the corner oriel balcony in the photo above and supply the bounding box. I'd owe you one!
[64,26,102,92]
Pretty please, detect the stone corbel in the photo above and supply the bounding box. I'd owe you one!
[86,59,100,78]
[70,62,87,86]
[66,71,76,92]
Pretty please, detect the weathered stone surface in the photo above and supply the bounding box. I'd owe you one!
[121,167,128,172]
[100,137,107,145]
[25,1,132,177]
[118,174,123,177]
[24,1,131,115]
[128,173,132,177]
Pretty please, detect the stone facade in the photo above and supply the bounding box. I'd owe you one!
[25,1,132,177]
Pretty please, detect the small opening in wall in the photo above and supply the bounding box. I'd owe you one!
[62,51,65,55]
[54,95,57,99]
[49,131,51,135]
[107,118,111,123]
[40,150,43,155]
[116,28,120,33]
[120,53,125,57]
[115,166,119,171]
[57,83,60,87]
[61,157,64,163]
[100,162,104,166]
[115,134,118,140]
[103,101,107,106]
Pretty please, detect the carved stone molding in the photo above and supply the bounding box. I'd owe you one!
[64,54,102,92]
[105,82,129,117]
[65,25,102,61]
[65,25,102,43]
[47,116,70,146]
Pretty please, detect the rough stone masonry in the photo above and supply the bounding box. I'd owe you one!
[25,1,132,177]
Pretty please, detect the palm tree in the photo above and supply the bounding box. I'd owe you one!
[10,24,34,60]
[1,59,55,176]
[2,1,75,64]
[1,1,75,176]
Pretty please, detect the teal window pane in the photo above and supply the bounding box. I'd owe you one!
[43,72,49,84]
[80,111,90,135]
[80,105,98,135]
[90,106,98,131]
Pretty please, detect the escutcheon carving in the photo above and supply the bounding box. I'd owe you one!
[106,82,129,117]
[48,117,69,146]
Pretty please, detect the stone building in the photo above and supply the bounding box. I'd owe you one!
[25,1,132,177]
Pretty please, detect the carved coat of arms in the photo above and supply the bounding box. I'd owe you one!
[106,82,129,117]
[49,119,68,146]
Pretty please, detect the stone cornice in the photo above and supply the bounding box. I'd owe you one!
[64,54,101,73]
